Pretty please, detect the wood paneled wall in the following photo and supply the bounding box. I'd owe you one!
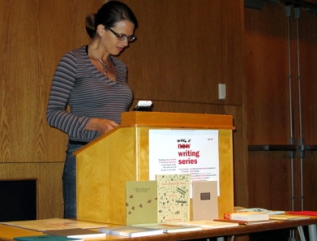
[0,0,105,219]
[0,0,105,162]
[298,4,317,212]
[245,1,317,212]
[119,0,244,106]
[0,0,247,220]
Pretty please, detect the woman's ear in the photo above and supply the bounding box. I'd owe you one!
[96,24,105,36]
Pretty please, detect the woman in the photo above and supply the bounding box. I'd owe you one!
[46,1,138,218]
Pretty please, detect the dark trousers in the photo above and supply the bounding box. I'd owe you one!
[62,143,85,219]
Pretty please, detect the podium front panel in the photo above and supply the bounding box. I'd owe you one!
[76,113,234,225]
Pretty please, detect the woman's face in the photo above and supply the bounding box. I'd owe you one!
[101,20,135,56]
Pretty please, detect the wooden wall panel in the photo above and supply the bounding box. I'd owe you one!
[119,0,243,106]
[222,0,248,209]
[0,0,104,163]
[244,2,293,210]
[296,8,317,211]
[225,105,248,208]
[302,152,317,210]
[248,152,293,209]
[245,1,317,212]
[0,0,245,165]
[0,162,64,219]
[0,163,39,179]
[245,3,291,145]
[38,163,64,218]
[299,10,317,145]
[0,0,104,219]
[222,0,245,106]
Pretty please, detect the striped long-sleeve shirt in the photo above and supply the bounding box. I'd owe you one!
[46,45,133,142]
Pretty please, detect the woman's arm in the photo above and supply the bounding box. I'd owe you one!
[46,52,92,140]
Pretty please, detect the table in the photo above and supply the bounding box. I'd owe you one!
[1,218,317,241]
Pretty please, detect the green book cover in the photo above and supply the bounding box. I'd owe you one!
[126,180,158,225]
[14,235,81,241]
[156,174,191,223]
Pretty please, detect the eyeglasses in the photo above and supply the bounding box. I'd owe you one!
[108,28,136,42]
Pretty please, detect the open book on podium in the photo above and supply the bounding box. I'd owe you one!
[74,112,235,225]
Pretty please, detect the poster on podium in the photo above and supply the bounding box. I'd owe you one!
[149,129,219,195]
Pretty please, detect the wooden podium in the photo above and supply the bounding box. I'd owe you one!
[74,112,234,225]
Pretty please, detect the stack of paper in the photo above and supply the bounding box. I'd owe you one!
[181,220,239,229]
[132,223,202,233]
[224,211,269,221]
[99,226,164,237]
[44,228,106,239]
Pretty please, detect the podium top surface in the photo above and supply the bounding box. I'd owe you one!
[74,112,234,155]
[121,112,234,129]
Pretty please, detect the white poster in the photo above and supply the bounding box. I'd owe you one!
[149,129,219,195]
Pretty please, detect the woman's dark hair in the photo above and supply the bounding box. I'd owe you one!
[85,1,138,39]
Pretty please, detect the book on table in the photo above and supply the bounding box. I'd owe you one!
[192,181,218,221]
[182,220,239,229]
[224,211,269,221]
[125,174,191,225]
[1,218,107,231]
[132,223,203,233]
[156,174,191,223]
[288,211,317,216]
[125,180,158,225]
[14,235,82,241]
[269,214,311,220]
[43,228,106,239]
[214,218,276,225]
[238,208,285,215]
[99,226,164,237]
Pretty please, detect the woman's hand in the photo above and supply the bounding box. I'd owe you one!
[84,118,119,135]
